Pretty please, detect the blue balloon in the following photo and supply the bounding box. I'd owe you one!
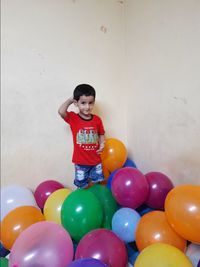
[136,204,154,216]
[112,208,141,243]
[106,169,119,190]
[67,258,108,267]
[126,243,140,265]
[123,158,137,168]
[0,242,10,257]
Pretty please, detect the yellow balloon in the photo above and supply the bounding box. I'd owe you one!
[134,243,193,267]
[44,188,72,224]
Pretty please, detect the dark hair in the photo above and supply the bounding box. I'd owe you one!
[73,84,96,101]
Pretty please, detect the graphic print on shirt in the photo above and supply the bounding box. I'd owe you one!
[76,127,99,151]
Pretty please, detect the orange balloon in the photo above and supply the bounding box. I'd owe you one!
[101,138,127,172]
[135,211,186,252]
[100,180,107,186]
[165,185,200,244]
[1,206,45,250]
[102,165,110,179]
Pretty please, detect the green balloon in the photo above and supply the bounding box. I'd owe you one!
[61,189,103,242]
[88,184,118,229]
[0,258,8,267]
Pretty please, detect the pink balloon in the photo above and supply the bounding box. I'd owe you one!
[111,167,149,209]
[9,221,73,267]
[75,229,128,267]
[145,172,174,209]
[34,180,64,209]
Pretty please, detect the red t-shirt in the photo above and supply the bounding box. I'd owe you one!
[64,112,105,165]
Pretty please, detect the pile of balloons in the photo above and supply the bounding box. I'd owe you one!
[1,137,200,267]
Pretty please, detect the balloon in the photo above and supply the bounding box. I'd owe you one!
[34,180,64,209]
[123,158,137,168]
[145,172,174,210]
[134,243,193,267]
[135,211,186,252]
[9,221,73,267]
[0,242,10,257]
[101,138,127,172]
[0,257,8,267]
[111,167,149,209]
[61,189,103,242]
[126,243,140,266]
[68,258,108,267]
[44,188,72,224]
[75,229,128,267]
[106,169,119,190]
[198,260,200,267]
[165,185,200,243]
[106,158,137,190]
[112,208,140,243]
[136,204,154,216]
[1,185,38,220]
[88,184,118,229]
[102,165,110,179]
[186,243,200,267]
[1,206,45,250]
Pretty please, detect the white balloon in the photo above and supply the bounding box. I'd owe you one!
[1,185,38,220]
[186,243,200,267]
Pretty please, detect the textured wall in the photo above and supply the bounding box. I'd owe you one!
[1,0,126,189]
[125,0,200,184]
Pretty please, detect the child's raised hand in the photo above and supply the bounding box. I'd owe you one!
[69,96,74,104]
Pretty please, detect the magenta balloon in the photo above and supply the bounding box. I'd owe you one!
[111,167,149,209]
[68,258,108,267]
[75,229,128,267]
[34,180,64,209]
[145,172,174,209]
[9,221,73,267]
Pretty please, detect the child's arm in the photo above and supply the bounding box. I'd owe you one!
[58,97,74,119]
[96,134,105,154]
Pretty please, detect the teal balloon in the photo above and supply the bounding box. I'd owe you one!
[88,184,118,229]
[61,189,103,242]
[0,257,8,267]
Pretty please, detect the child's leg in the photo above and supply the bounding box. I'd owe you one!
[74,164,89,188]
[90,163,104,183]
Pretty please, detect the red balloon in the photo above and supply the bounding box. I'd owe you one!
[145,172,174,209]
[34,180,64,209]
[111,167,149,209]
[75,229,128,267]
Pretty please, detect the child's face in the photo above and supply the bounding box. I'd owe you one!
[75,95,95,118]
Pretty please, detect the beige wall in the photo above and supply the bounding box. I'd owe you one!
[2,0,200,189]
[1,0,126,189]
[125,0,200,185]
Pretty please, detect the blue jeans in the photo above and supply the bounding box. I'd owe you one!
[74,163,104,188]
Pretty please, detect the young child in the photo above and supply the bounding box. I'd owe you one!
[58,84,105,188]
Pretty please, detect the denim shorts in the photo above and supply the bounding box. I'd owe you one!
[74,163,104,188]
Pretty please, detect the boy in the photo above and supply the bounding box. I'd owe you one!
[58,84,105,188]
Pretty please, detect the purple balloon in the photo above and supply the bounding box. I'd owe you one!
[68,258,108,267]
[145,172,174,209]
[9,221,73,267]
[34,180,64,209]
[111,167,149,209]
[197,260,200,267]
[75,229,128,267]
[0,241,10,257]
